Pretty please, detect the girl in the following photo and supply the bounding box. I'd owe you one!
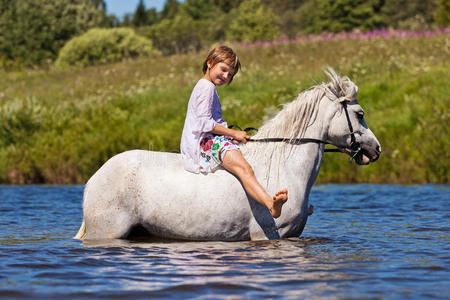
[180,45,287,218]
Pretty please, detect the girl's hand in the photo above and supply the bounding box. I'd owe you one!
[232,130,250,144]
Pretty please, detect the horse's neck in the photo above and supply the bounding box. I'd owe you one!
[242,119,327,194]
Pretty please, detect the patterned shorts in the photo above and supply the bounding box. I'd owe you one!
[200,135,239,165]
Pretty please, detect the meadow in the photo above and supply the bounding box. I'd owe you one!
[0,28,448,184]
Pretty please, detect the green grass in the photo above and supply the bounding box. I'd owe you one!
[0,34,448,184]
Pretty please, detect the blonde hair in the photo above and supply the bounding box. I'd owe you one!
[202,45,241,84]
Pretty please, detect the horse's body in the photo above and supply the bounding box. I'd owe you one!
[75,69,381,241]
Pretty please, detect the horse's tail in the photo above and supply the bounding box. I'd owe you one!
[74,219,86,239]
[74,180,91,240]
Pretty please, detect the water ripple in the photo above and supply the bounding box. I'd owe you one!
[0,184,448,299]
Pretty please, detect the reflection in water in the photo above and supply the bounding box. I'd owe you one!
[79,237,353,297]
[0,184,448,299]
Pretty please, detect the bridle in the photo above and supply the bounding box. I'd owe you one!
[230,101,362,162]
[340,102,362,161]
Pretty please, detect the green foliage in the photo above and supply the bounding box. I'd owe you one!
[0,32,448,184]
[382,0,438,30]
[132,0,148,27]
[213,0,242,12]
[141,12,203,55]
[90,0,106,11]
[183,0,214,20]
[0,0,102,66]
[434,0,450,26]
[296,0,319,34]
[55,28,161,67]
[122,14,132,26]
[146,8,159,26]
[228,0,279,42]
[180,0,230,42]
[1,0,446,68]
[277,8,300,38]
[284,0,443,36]
[308,0,386,33]
[92,0,121,28]
[101,13,121,27]
[0,97,44,148]
[161,0,180,19]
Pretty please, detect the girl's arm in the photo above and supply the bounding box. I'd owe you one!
[210,124,250,143]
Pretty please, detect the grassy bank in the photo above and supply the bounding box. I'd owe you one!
[0,29,448,184]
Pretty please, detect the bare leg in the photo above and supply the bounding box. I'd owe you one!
[221,150,287,218]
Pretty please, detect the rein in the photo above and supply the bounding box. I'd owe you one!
[229,125,340,153]
[229,102,362,160]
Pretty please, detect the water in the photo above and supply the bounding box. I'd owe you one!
[0,185,448,299]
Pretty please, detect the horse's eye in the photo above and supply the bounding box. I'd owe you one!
[356,112,364,120]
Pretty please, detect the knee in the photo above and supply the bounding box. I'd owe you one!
[222,151,254,177]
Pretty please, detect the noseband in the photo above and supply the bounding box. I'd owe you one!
[230,101,362,161]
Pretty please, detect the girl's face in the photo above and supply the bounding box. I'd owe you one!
[205,61,234,86]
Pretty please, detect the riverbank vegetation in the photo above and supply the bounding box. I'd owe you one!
[0,29,448,184]
[1,0,448,67]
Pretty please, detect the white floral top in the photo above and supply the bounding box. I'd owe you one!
[180,79,228,173]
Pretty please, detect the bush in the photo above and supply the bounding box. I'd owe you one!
[55,28,161,67]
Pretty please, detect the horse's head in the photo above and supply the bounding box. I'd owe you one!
[323,69,381,165]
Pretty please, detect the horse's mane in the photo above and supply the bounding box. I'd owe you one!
[241,68,358,181]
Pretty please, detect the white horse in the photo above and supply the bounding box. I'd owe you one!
[74,68,381,241]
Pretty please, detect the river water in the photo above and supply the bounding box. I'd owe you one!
[0,184,448,299]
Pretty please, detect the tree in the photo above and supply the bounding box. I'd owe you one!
[0,0,102,66]
[213,0,242,13]
[228,0,279,42]
[132,0,148,27]
[382,0,437,29]
[143,11,202,55]
[122,14,132,26]
[183,0,215,20]
[296,0,319,34]
[147,8,158,26]
[161,0,180,19]
[91,0,117,28]
[434,0,450,26]
[91,0,106,11]
[102,13,121,27]
[262,0,302,15]
[312,0,385,33]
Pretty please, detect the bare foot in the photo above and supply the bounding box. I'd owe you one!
[271,189,288,218]
[308,204,314,216]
